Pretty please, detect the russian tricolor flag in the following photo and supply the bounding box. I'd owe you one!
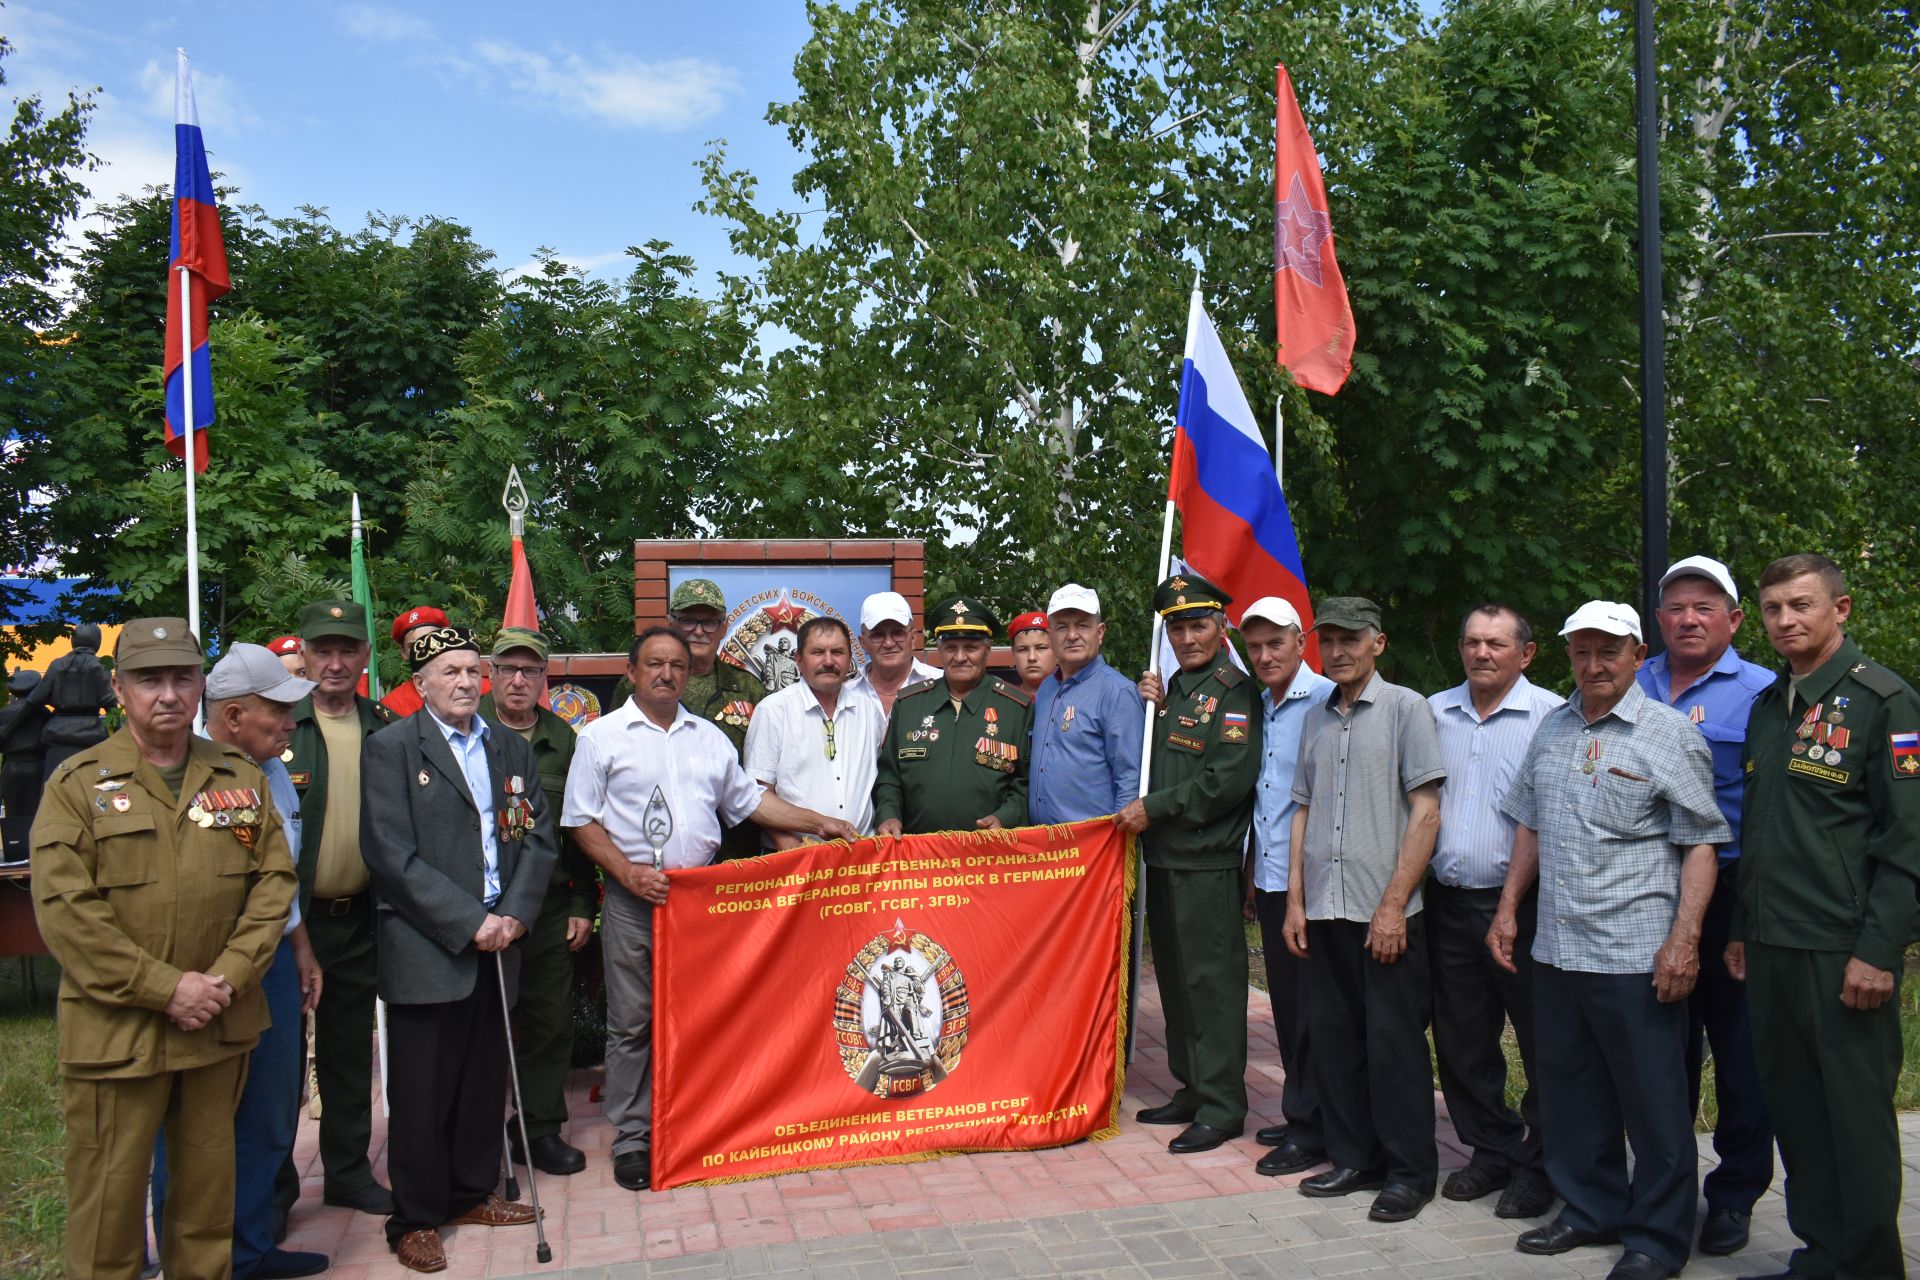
[1170,290,1317,658]
[163,50,230,473]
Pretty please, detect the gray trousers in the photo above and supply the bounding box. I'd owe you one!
[601,880,655,1156]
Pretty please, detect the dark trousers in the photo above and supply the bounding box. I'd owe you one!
[1687,867,1774,1213]
[1144,865,1248,1130]
[1747,943,1905,1280]
[385,981,510,1243]
[1535,964,1695,1270]
[1426,882,1542,1175]
[303,894,379,1194]
[1253,887,1322,1151]
[1307,916,1437,1190]
[511,885,577,1139]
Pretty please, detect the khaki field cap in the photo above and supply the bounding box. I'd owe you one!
[299,598,369,643]
[491,627,551,661]
[206,642,316,704]
[1559,600,1643,643]
[113,618,205,671]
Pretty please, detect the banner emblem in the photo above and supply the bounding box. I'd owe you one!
[836,920,969,1099]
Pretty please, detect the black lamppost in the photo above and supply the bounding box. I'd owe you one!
[1635,0,1667,652]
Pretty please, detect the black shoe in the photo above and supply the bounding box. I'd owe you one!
[1255,1141,1326,1176]
[1368,1183,1433,1223]
[511,1131,587,1176]
[322,1183,394,1215]
[1299,1167,1386,1198]
[1255,1124,1292,1147]
[1516,1218,1619,1256]
[1168,1121,1242,1154]
[243,1249,331,1280]
[1494,1170,1555,1219]
[1607,1251,1677,1280]
[613,1149,651,1191]
[1135,1101,1196,1126]
[1699,1207,1752,1256]
[1442,1162,1511,1202]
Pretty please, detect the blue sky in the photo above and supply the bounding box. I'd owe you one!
[3,0,816,291]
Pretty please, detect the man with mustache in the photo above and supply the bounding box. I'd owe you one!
[745,616,888,845]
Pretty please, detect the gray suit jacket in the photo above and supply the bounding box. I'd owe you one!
[360,710,558,1004]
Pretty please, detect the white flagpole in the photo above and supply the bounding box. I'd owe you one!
[1275,397,1284,491]
[179,264,201,643]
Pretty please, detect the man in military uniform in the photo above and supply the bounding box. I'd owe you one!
[671,578,767,858]
[32,619,296,1280]
[284,598,398,1217]
[1730,553,1920,1280]
[1116,572,1261,1155]
[478,626,597,1177]
[873,597,1033,835]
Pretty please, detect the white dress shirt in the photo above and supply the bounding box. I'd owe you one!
[744,680,886,834]
[426,706,501,905]
[844,657,941,705]
[562,698,762,868]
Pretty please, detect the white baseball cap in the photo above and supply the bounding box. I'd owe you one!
[1659,555,1738,601]
[1240,596,1304,631]
[206,642,317,705]
[1046,583,1101,617]
[1559,600,1644,643]
[860,591,914,630]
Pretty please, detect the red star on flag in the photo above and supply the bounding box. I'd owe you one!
[764,598,806,630]
[1275,172,1333,288]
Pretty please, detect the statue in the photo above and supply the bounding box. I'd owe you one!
[28,622,116,785]
[761,634,801,693]
[0,668,49,862]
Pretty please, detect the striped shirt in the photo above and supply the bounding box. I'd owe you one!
[1252,663,1336,890]
[1501,683,1731,973]
[1428,676,1564,889]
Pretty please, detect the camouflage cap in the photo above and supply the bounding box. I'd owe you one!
[669,578,727,613]
[490,626,551,661]
[113,618,204,671]
[1310,597,1383,633]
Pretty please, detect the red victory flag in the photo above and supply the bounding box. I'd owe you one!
[1273,64,1354,395]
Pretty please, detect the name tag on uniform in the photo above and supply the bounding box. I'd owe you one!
[1167,732,1206,752]
[898,747,928,760]
[288,772,312,786]
[1787,758,1851,786]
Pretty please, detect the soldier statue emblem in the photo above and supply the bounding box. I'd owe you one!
[834,918,970,1098]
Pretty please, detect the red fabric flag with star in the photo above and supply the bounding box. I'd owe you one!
[1273,64,1354,395]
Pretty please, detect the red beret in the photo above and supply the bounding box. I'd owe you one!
[267,635,301,656]
[392,605,448,644]
[1009,611,1050,638]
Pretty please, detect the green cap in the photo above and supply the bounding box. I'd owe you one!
[299,598,369,643]
[491,627,551,661]
[928,596,999,638]
[1152,571,1231,619]
[1310,596,1382,633]
[112,618,204,671]
[670,578,727,613]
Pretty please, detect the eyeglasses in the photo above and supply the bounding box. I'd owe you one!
[673,614,725,634]
[823,717,837,761]
[493,664,546,683]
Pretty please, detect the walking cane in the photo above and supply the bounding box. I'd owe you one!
[495,951,552,1264]
[500,1120,520,1202]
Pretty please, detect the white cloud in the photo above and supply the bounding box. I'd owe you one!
[469,41,735,130]
[501,250,628,283]
[340,4,435,43]
[134,58,260,135]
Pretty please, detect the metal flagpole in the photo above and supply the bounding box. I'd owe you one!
[1274,398,1284,490]
[179,264,201,642]
[1634,0,1668,653]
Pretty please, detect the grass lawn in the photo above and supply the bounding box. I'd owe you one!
[0,955,63,1280]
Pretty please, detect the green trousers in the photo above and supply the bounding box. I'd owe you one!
[303,897,379,1194]
[510,883,579,1139]
[1144,864,1248,1130]
[1747,943,1905,1280]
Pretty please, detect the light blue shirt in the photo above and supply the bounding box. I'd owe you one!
[1252,662,1335,890]
[1429,675,1565,889]
[262,755,304,936]
[427,707,500,906]
[1636,646,1775,859]
[1029,655,1147,824]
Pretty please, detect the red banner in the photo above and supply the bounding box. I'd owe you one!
[651,820,1134,1189]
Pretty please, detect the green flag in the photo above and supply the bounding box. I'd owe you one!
[350,492,382,701]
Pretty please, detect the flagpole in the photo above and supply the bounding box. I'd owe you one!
[1274,398,1284,491]
[179,264,201,643]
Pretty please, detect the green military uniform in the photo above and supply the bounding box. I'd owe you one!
[1736,633,1920,1280]
[873,597,1033,833]
[31,620,296,1280]
[1138,574,1262,1133]
[283,599,396,1203]
[669,578,769,858]
[478,631,598,1150]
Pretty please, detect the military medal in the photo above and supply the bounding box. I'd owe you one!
[1827,712,1844,725]
[1792,741,1809,756]
[418,769,431,787]
[109,793,130,812]
[280,748,294,763]
[1688,705,1706,724]
[1582,738,1601,776]
[1062,705,1075,730]
[1808,745,1826,762]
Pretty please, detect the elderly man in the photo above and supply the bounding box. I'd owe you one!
[1029,584,1145,826]
[1117,572,1261,1156]
[1635,556,1777,1257]
[284,598,397,1217]
[845,590,941,716]
[32,620,296,1280]
[566,627,860,1192]
[1009,611,1057,696]
[1282,596,1445,1222]
[1424,603,1562,1218]
[1236,596,1335,1178]
[745,616,888,844]
[874,597,1034,836]
[1492,601,1729,1280]
[1731,554,1920,1280]
[667,579,768,859]
[152,644,327,1280]
[477,627,597,1178]
[361,626,555,1272]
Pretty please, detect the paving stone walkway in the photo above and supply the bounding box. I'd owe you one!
[278,974,1920,1278]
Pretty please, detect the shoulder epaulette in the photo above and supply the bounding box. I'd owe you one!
[371,700,400,723]
[1213,665,1247,689]
[991,678,1033,708]
[899,678,940,699]
[1848,660,1912,700]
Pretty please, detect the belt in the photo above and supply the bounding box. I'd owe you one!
[321,892,368,916]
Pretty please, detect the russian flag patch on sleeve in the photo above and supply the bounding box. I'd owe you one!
[1889,732,1920,778]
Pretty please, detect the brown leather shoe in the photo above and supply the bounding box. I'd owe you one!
[394,1229,447,1274]
[446,1194,539,1227]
